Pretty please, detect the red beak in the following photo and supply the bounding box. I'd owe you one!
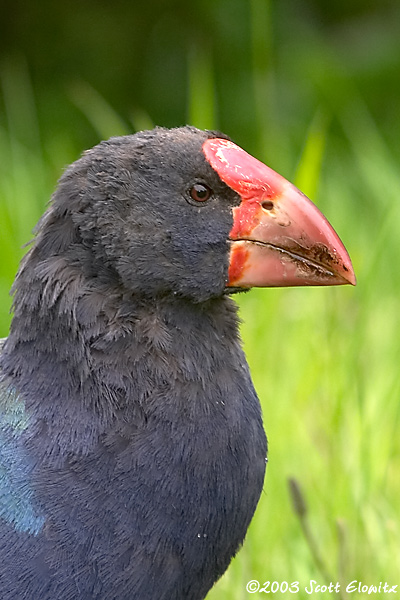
[203,138,356,288]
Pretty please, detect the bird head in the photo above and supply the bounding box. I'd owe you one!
[25,126,355,306]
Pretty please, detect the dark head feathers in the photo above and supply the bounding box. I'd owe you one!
[13,126,239,314]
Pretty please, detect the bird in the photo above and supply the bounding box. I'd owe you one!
[0,126,355,599]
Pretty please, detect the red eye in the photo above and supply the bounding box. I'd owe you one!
[190,183,212,203]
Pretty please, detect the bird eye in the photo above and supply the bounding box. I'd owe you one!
[189,183,212,203]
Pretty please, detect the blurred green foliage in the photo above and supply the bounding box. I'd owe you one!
[1,0,400,597]
[1,0,400,158]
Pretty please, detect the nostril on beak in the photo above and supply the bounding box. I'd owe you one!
[261,200,274,211]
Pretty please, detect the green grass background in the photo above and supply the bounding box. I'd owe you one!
[1,2,399,597]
